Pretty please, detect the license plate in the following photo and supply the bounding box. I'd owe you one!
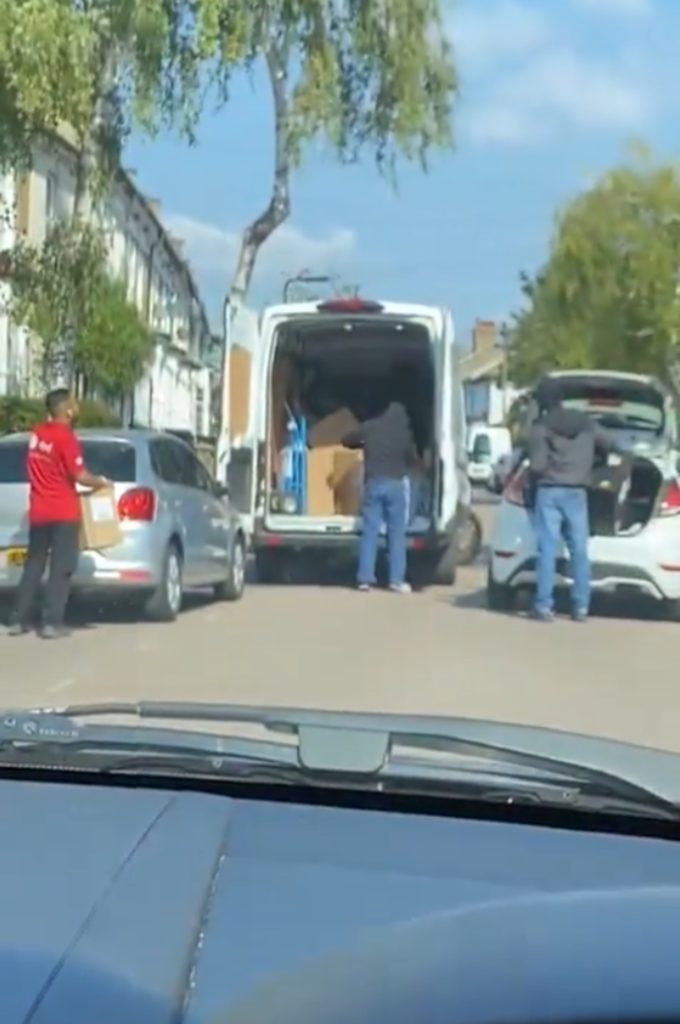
[6,548,27,567]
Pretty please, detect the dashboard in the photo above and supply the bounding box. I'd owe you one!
[0,774,679,1023]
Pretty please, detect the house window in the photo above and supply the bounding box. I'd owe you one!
[45,172,70,227]
[45,172,57,226]
[195,387,205,436]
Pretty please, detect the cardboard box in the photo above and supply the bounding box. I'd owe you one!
[332,449,363,515]
[306,447,337,516]
[308,407,359,448]
[79,486,122,550]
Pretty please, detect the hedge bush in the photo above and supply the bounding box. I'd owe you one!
[0,396,120,435]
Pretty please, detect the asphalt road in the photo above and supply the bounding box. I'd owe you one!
[1,492,674,753]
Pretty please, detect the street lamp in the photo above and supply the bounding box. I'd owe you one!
[497,322,510,420]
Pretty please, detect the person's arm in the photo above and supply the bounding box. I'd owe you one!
[342,425,366,449]
[528,423,549,476]
[61,433,109,490]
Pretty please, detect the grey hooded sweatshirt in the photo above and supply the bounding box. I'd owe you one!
[529,405,620,488]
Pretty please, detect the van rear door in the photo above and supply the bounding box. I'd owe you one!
[434,309,459,532]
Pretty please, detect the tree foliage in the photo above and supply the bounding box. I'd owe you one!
[76,276,154,396]
[0,0,213,174]
[197,0,458,305]
[9,220,153,396]
[510,155,680,393]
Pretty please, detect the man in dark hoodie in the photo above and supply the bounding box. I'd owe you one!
[529,376,621,623]
[342,379,418,593]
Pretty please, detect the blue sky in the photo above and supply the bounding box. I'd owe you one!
[127,0,680,345]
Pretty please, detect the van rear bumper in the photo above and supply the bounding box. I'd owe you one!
[253,528,447,555]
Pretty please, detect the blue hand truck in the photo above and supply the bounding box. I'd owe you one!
[280,408,308,514]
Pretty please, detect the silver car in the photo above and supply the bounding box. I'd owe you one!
[0,428,247,621]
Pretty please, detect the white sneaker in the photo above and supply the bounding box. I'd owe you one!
[389,582,412,594]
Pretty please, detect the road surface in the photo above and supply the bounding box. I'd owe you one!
[0,496,673,754]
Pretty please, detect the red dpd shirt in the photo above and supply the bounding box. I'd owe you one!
[27,422,84,524]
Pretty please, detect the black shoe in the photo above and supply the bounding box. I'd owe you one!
[7,623,30,637]
[40,625,71,640]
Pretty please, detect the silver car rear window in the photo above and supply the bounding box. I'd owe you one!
[0,440,137,483]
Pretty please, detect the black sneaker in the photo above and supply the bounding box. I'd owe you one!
[40,625,71,640]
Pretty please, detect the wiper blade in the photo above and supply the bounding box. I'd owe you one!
[8,703,680,820]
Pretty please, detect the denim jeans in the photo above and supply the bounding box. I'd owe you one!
[534,485,590,616]
[358,477,408,586]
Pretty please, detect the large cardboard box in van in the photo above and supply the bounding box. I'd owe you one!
[333,449,363,515]
[79,487,122,551]
[308,408,359,448]
[306,447,337,516]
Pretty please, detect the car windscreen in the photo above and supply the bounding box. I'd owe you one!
[471,434,492,459]
[0,439,137,483]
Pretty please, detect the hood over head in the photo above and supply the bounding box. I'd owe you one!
[543,406,591,439]
[535,377,562,412]
[535,376,590,440]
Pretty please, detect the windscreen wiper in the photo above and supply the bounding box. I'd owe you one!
[4,702,680,821]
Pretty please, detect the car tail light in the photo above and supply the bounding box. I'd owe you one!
[503,467,528,507]
[657,480,680,517]
[316,297,383,314]
[117,486,156,521]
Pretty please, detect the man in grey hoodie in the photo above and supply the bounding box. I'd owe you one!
[528,377,621,622]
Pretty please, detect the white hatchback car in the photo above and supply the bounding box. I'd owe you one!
[487,371,680,619]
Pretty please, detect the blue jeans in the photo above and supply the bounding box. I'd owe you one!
[358,477,408,586]
[534,486,590,615]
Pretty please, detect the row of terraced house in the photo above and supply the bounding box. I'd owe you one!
[0,128,216,439]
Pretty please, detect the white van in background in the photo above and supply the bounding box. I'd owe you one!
[467,425,512,489]
[217,296,472,585]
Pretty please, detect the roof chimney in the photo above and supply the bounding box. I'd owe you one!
[471,319,497,354]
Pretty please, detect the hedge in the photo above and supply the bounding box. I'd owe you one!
[0,396,121,435]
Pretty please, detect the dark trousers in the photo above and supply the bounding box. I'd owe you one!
[12,521,80,628]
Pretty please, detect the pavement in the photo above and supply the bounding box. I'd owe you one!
[0,491,675,753]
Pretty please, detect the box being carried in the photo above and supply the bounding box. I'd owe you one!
[79,486,122,551]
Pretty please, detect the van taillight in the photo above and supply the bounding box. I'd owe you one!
[117,487,156,521]
[657,480,680,517]
[504,467,527,507]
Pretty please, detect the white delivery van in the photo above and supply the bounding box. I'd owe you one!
[216,296,469,585]
[466,425,512,488]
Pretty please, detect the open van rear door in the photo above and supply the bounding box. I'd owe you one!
[216,302,260,539]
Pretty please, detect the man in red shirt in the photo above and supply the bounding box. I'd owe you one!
[9,388,109,639]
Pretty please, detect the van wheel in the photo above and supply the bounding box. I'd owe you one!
[255,549,287,584]
[214,535,246,602]
[145,543,183,622]
[410,546,457,589]
[455,509,482,567]
[486,565,515,612]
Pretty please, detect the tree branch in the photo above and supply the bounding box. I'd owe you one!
[229,40,291,311]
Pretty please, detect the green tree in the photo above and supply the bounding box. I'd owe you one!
[198,0,458,313]
[10,220,152,396]
[0,0,210,177]
[75,277,154,397]
[510,154,680,393]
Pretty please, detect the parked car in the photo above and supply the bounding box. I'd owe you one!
[487,371,680,619]
[0,428,247,621]
[466,425,512,489]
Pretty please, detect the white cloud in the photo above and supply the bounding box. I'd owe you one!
[572,0,652,17]
[467,49,650,144]
[164,213,357,293]
[448,0,551,67]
